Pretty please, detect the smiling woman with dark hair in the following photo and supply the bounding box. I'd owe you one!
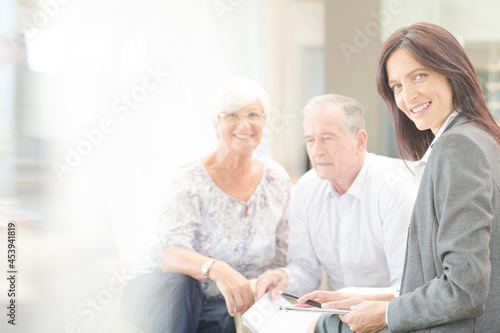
[299,22,500,333]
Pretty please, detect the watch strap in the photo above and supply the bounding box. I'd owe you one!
[201,259,216,280]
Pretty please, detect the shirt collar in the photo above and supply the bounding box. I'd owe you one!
[420,111,459,164]
[327,152,368,200]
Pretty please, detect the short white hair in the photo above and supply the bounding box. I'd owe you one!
[303,94,365,136]
[210,78,270,125]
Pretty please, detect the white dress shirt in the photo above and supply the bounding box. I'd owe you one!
[282,152,418,295]
[413,111,459,182]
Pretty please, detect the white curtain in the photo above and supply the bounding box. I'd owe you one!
[5,2,270,331]
[0,0,16,203]
[26,0,269,264]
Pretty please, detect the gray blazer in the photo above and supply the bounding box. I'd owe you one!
[387,116,500,332]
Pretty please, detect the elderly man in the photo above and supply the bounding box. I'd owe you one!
[256,94,418,299]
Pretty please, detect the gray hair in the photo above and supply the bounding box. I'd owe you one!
[303,94,366,136]
[210,78,270,126]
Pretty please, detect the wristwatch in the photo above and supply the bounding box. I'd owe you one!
[201,259,216,280]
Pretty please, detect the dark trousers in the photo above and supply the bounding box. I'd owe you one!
[314,314,350,333]
[121,272,236,333]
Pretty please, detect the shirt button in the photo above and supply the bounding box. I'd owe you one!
[343,211,348,217]
[344,269,350,274]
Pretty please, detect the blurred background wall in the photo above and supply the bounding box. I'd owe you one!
[0,0,499,332]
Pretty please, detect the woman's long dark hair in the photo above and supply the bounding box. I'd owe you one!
[376,22,500,161]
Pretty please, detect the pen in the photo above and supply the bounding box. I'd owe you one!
[279,291,322,308]
[278,305,351,314]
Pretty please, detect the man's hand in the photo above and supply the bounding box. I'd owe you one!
[255,269,289,300]
[339,301,389,333]
[209,261,254,316]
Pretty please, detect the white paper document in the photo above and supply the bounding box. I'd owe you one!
[242,291,348,333]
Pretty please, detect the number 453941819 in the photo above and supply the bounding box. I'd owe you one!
[7,222,16,270]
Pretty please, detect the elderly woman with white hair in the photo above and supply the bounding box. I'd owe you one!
[121,78,291,333]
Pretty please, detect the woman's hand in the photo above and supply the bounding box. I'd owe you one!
[297,290,368,309]
[298,291,391,333]
[339,301,389,333]
[209,261,255,316]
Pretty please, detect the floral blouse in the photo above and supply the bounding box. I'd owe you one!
[129,157,291,297]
